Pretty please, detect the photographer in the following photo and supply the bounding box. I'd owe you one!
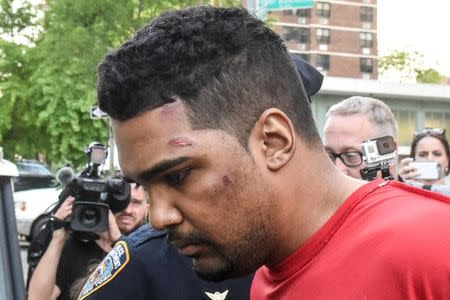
[323,97,450,197]
[323,96,399,180]
[398,128,450,196]
[27,142,149,300]
[28,183,149,300]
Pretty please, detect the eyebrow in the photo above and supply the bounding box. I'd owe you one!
[324,147,361,153]
[126,156,190,184]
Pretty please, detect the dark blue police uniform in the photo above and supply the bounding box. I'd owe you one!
[78,224,253,300]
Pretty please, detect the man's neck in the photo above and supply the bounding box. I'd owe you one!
[267,151,366,265]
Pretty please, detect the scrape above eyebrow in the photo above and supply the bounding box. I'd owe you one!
[168,137,194,148]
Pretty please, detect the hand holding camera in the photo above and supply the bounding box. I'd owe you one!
[55,142,130,242]
[399,157,442,181]
[50,196,75,242]
[360,135,397,181]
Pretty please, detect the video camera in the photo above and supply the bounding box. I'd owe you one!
[360,135,397,181]
[56,142,130,241]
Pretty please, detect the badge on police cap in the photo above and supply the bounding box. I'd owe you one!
[78,241,130,300]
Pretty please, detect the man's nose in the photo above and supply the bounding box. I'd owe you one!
[149,193,182,230]
[123,202,133,213]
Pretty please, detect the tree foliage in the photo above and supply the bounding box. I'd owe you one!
[0,0,37,41]
[378,50,447,84]
[0,0,239,169]
[416,68,447,84]
[0,0,40,160]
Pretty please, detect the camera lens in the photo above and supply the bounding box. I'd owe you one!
[79,207,100,229]
[376,136,395,155]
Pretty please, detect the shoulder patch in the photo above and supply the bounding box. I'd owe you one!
[78,241,130,300]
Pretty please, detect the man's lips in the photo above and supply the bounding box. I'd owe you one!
[117,215,133,222]
[170,240,203,257]
[178,244,203,257]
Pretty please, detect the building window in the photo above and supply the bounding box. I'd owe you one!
[360,7,373,22]
[284,8,311,17]
[297,8,311,18]
[316,54,330,71]
[316,28,330,44]
[360,32,373,48]
[360,58,373,73]
[316,2,330,18]
[425,111,450,135]
[283,26,309,43]
[391,108,418,146]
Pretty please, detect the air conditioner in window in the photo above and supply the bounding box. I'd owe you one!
[297,43,306,50]
[362,22,371,29]
[362,48,371,55]
[362,73,371,80]
[298,17,307,24]
[319,44,328,51]
[319,18,328,25]
[363,0,371,3]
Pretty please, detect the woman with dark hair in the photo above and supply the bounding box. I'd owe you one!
[399,128,450,186]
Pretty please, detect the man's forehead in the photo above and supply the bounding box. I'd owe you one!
[112,103,195,180]
[325,114,375,134]
[324,114,376,150]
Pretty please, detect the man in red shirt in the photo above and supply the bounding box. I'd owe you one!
[94,6,450,299]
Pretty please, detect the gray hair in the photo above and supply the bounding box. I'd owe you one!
[325,96,398,139]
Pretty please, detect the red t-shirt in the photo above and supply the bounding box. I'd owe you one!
[251,179,450,299]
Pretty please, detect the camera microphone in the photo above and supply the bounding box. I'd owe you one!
[56,167,75,186]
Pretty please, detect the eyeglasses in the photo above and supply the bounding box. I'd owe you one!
[414,128,446,137]
[327,151,363,167]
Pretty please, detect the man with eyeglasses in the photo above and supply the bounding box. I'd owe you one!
[323,96,398,180]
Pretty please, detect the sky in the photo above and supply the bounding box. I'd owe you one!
[377,0,450,76]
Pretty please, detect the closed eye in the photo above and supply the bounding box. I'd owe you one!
[164,168,192,187]
[417,152,428,158]
[432,151,443,157]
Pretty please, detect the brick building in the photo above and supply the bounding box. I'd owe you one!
[268,0,378,79]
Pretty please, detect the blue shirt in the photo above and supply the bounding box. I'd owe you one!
[78,224,253,300]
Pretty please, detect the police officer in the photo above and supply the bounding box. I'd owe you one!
[78,224,253,300]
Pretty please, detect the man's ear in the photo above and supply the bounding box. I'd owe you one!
[250,108,296,171]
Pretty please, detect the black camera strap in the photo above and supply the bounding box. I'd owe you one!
[48,216,67,231]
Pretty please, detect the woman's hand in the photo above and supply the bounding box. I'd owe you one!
[398,157,421,181]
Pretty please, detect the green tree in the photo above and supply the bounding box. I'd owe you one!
[378,50,446,84]
[416,68,446,84]
[378,50,423,81]
[0,0,40,160]
[0,0,36,42]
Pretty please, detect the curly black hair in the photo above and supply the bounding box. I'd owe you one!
[97,6,321,148]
